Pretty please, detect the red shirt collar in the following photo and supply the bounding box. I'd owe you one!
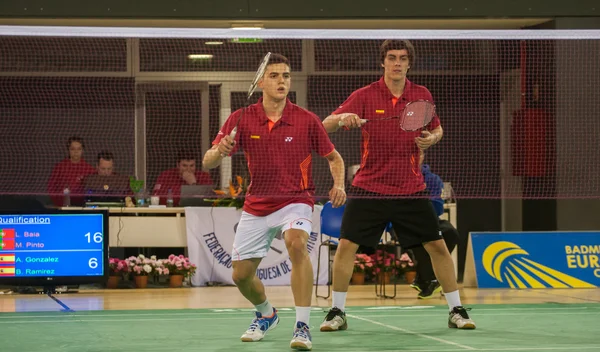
[377,76,413,100]
[256,97,295,126]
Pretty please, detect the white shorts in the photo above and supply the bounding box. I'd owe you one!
[232,203,313,261]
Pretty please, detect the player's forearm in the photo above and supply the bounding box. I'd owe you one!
[326,150,345,189]
[431,125,443,144]
[322,114,343,133]
[202,147,223,170]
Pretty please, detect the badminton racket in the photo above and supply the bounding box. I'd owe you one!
[338,99,436,132]
[221,52,272,157]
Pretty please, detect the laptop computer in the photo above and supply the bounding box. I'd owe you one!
[179,185,216,207]
[82,174,130,206]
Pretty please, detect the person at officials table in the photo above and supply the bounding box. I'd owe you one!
[80,151,132,200]
[95,150,116,176]
[47,136,95,206]
[153,150,213,206]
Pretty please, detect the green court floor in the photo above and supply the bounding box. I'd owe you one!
[1,303,599,352]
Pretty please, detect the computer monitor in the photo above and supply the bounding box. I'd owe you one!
[82,174,130,205]
[179,185,216,207]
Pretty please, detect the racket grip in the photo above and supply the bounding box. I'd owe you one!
[337,119,368,127]
[220,127,237,158]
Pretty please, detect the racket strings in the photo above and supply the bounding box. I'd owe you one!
[247,52,272,100]
[399,101,436,131]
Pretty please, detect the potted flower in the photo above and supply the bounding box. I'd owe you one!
[398,252,417,284]
[125,254,157,288]
[352,253,374,285]
[155,259,169,277]
[107,258,129,289]
[371,250,398,285]
[163,254,197,287]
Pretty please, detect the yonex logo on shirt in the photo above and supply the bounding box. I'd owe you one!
[285,137,293,142]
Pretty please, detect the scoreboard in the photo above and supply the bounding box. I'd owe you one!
[0,210,108,285]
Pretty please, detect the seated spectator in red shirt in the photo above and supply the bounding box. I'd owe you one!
[153,150,214,205]
[47,136,96,206]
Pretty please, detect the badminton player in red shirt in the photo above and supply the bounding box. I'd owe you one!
[320,40,475,331]
[203,53,346,351]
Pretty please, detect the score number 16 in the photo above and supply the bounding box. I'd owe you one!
[85,232,103,270]
[85,232,103,243]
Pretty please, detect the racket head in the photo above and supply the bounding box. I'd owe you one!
[247,52,272,100]
[399,100,436,131]
[222,53,271,157]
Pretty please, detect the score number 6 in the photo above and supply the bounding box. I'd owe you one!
[85,232,103,269]
[85,232,103,243]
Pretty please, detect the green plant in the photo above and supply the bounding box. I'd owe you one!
[129,176,144,194]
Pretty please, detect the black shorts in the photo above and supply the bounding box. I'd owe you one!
[340,187,441,249]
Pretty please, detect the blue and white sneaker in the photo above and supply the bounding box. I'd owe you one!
[240,308,279,342]
[290,321,312,351]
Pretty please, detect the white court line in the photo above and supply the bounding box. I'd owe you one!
[0,312,600,324]
[347,314,476,351]
[0,307,598,320]
[0,317,250,324]
[357,311,600,318]
[474,348,600,352]
[358,306,597,311]
[346,347,600,352]
[1,310,598,324]
[1,311,598,320]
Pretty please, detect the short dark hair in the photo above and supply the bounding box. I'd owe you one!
[177,150,197,163]
[97,151,114,162]
[380,40,415,67]
[266,53,290,68]
[66,136,85,149]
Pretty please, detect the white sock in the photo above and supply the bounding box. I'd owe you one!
[332,291,347,312]
[255,300,274,317]
[445,290,462,311]
[296,306,311,326]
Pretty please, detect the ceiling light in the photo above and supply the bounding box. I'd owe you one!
[188,54,214,60]
[204,41,223,45]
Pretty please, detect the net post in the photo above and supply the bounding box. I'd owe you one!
[201,87,210,158]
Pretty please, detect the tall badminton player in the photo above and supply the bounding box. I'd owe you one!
[203,53,346,351]
[319,40,476,331]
